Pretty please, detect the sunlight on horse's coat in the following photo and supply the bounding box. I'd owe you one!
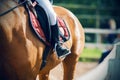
[0,1,84,80]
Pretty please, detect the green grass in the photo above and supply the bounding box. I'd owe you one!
[79,47,102,62]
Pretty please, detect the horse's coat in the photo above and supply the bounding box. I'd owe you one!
[0,0,85,80]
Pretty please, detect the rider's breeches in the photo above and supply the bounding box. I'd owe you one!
[37,0,57,26]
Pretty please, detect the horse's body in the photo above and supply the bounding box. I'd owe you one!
[0,0,84,80]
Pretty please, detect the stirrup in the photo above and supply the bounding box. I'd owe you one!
[58,50,71,59]
[54,43,71,58]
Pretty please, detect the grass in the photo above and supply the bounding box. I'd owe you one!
[79,47,102,62]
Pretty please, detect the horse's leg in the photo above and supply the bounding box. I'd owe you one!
[62,52,79,80]
[38,72,50,80]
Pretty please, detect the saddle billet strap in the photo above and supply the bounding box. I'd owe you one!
[0,0,27,16]
[27,0,38,17]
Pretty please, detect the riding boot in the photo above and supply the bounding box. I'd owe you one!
[51,23,70,58]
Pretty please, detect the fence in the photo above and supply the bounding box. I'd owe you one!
[84,28,120,49]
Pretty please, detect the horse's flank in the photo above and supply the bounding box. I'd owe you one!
[0,1,44,80]
[0,0,85,80]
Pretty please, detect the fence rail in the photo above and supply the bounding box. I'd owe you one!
[76,15,120,19]
[84,28,120,49]
[85,28,120,34]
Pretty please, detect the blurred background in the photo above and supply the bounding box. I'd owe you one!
[54,0,120,62]
[50,0,120,79]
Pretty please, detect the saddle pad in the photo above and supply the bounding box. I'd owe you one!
[30,11,70,43]
[29,10,50,45]
[57,17,70,42]
[30,11,46,40]
[28,6,70,45]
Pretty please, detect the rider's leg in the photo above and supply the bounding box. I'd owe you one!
[37,0,70,58]
[36,0,56,25]
[51,23,70,58]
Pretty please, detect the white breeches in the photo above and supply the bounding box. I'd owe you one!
[36,0,57,25]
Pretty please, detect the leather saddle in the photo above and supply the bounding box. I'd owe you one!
[25,0,70,46]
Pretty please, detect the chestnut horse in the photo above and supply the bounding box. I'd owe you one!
[0,0,85,80]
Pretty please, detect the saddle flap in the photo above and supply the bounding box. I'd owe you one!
[57,17,70,41]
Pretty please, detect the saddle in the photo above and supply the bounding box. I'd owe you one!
[24,0,70,70]
[25,0,70,45]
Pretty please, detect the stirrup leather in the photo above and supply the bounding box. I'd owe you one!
[27,0,37,17]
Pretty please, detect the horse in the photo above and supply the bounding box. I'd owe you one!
[0,0,85,80]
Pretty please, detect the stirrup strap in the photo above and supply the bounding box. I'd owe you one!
[40,46,51,70]
[27,0,37,17]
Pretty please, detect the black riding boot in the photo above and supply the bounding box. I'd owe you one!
[51,23,70,58]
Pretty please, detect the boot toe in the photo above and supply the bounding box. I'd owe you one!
[57,49,71,58]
